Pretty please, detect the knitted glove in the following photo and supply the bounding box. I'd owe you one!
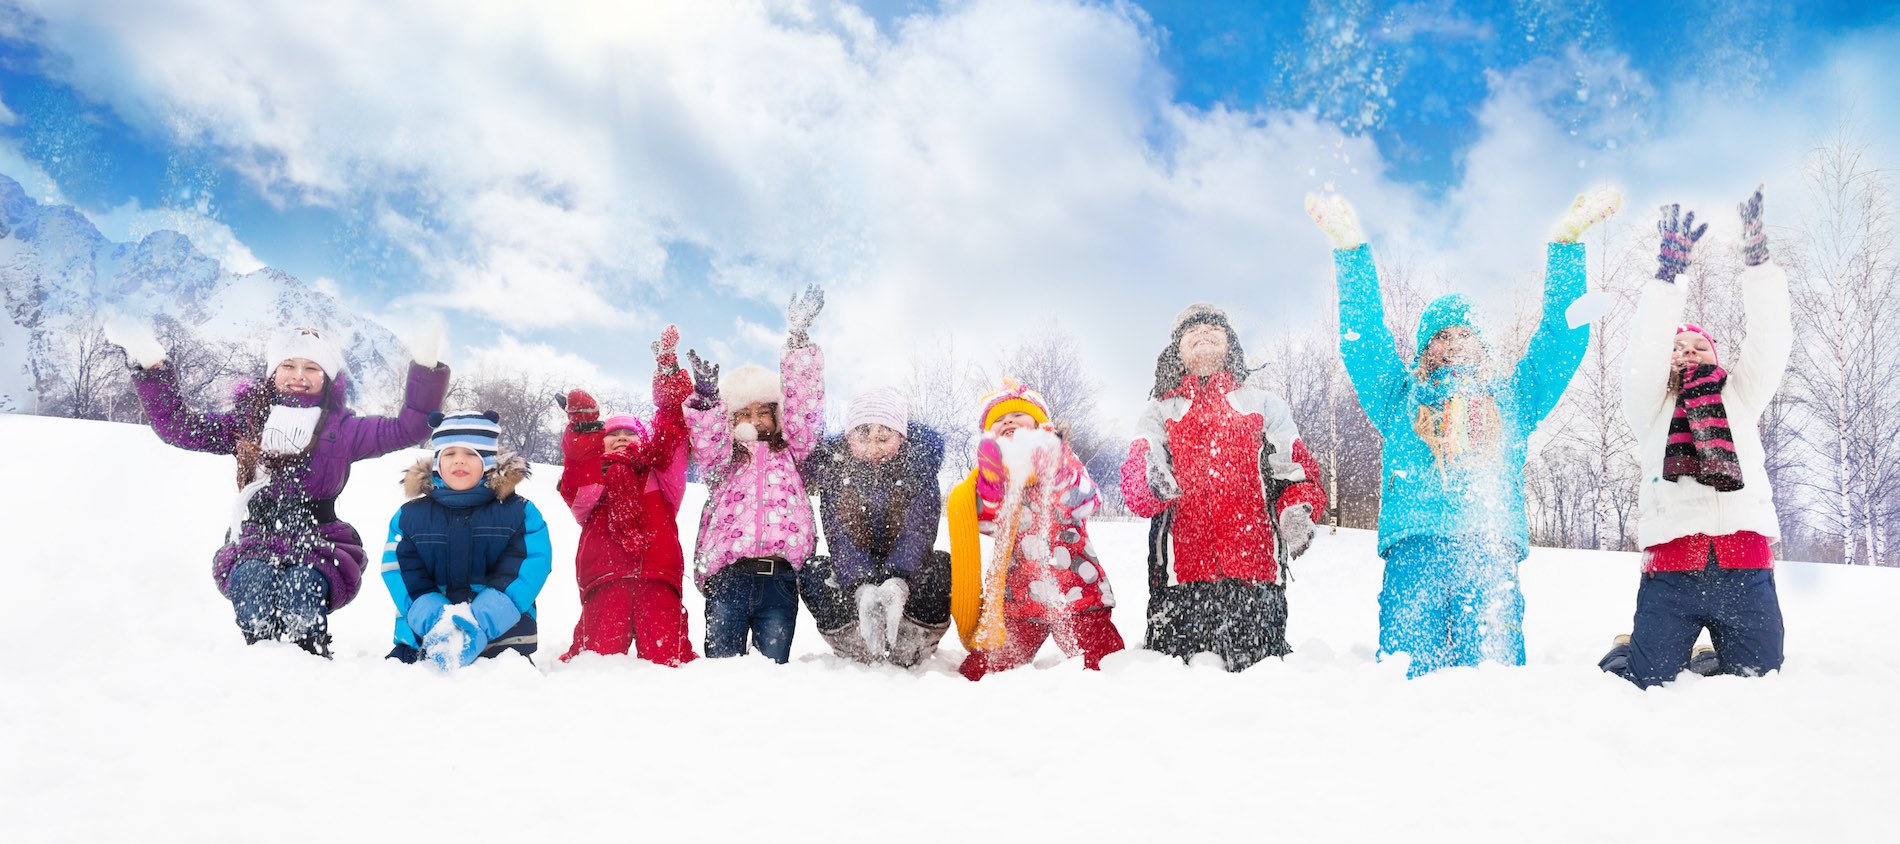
[651,324,680,374]
[101,312,167,370]
[685,349,720,410]
[1655,204,1708,282]
[1278,503,1317,561]
[1119,439,1168,518]
[785,284,825,349]
[1739,184,1768,267]
[558,389,602,433]
[1304,193,1365,251]
[1551,187,1623,243]
[469,588,522,641]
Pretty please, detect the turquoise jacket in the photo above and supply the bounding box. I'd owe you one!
[1334,242,1588,559]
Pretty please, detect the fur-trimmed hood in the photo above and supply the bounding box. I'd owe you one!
[402,452,531,500]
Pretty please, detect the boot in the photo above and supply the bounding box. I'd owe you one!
[1598,633,1633,675]
[821,623,879,664]
[1688,644,1720,677]
[889,616,951,668]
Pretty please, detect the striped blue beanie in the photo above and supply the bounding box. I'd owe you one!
[429,411,502,471]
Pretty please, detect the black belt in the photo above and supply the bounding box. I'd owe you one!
[730,557,793,575]
[247,495,340,525]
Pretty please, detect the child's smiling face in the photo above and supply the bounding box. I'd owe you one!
[846,423,903,464]
[273,358,326,396]
[1179,323,1229,377]
[604,428,640,453]
[732,402,779,439]
[988,411,1039,438]
[437,446,485,491]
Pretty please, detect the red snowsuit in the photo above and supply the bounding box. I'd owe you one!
[558,368,697,665]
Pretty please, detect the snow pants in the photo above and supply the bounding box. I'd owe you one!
[228,560,331,655]
[1600,558,1785,689]
[1378,535,1524,678]
[704,562,798,663]
[957,609,1126,681]
[562,577,698,665]
[1146,578,1291,672]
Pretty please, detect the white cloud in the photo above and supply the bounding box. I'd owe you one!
[10,1,1900,433]
[460,333,615,387]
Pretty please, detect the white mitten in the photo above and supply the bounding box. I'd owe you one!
[1551,187,1623,243]
[1304,193,1366,251]
[1279,503,1317,561]
[101,312,167,369]
[405,320,442,369]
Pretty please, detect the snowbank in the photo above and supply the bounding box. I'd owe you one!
[3,413,1896,841]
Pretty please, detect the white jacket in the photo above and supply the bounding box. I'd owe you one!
[1623,261,1791,550]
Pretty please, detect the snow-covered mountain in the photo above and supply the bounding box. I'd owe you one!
[0,173,412,413]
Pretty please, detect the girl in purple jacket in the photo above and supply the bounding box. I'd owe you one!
[122,325,450,656]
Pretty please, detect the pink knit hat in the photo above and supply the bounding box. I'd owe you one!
[847,387,908,433]
[602,413,648,438]
[1677,323,1719,365]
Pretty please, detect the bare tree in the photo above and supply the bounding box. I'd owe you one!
[1779,132,1900,566]
[903,335,983,484]
[447,367,567,464]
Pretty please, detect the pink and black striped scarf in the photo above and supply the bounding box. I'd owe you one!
[1664,363,1744,491]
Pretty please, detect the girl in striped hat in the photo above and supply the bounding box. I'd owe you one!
[947,379,1125,680]
[1600,187,1790,687]
[380,411,553,669]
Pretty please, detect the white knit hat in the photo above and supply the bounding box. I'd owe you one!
[267,327,346,378]
[847,386,908,433]
[720,364,783,410]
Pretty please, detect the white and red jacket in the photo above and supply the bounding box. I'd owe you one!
[685,344,825,588]
[1623,262,1791,568]
[1122,371,1326,585]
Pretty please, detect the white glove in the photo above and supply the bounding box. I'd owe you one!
[101,311,167,369]
[1551,187,1623,243]
[1305,193,1366,251]
[1278,503,1317,561]
[405,320,442,369]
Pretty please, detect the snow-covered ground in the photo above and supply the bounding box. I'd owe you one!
[4,412,1897,842]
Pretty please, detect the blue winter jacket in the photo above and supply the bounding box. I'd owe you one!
[380,455,552,649]
[1335,242,1588,560]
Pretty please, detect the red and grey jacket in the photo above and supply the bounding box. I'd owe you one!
[1122,371,1326,585]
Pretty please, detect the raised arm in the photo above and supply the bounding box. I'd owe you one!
[1505,241,1590,429]
[780,285,827,461]
[1726,187,1793,409]
[1623,202,1708,431]
[341,360,452,460]
[683,349,738,483]
[1332,244,1411,432]
[131,364,246,455]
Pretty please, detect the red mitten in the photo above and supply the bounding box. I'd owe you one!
[652,324,681,373]
[564,389,601,432]
[1120,439,1168,518]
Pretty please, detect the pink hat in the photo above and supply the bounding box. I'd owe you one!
[1677,323,1719,365]
[602,413,648,438]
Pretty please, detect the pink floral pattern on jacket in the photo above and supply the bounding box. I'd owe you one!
[685,344,824,589]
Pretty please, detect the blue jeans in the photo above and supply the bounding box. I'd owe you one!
[704,565,798,663]
[1378,535,1525,677]
[227,560,330,644]
[1603,559,1785,688]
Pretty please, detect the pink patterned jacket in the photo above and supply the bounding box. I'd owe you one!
[685,345,825,589]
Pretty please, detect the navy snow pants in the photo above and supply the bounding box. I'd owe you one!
[1601,555,1785,688]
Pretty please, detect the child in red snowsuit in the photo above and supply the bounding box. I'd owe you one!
[557,326,697,665]
[949,380,1125,680]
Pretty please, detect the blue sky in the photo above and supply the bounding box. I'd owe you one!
[2,0,1897,425]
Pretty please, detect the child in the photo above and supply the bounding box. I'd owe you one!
[1122,303,1328,672]
[799,386,952,667]
[381,412,552,669]
[948,379,1125,681]
[1599,187,1790,688]
[1306,188,1619,677]
[555,325,697,665]
[119,323,449,656]
[684,285,826,663]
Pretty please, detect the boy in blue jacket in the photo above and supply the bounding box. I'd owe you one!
[381,411,553,669]
[1306,189,1619,676]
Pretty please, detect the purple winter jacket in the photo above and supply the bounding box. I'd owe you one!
[134,360,452,610]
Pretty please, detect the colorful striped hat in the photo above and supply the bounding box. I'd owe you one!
[429,411,502,471]
[978,378,1050,431]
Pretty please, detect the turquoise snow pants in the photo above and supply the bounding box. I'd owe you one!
[1378,535,1525,678]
